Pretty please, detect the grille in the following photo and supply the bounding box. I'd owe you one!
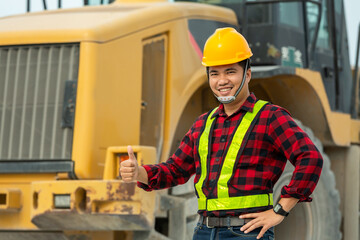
[0,43,79,160]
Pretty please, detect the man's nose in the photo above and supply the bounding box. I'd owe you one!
[218,75,229,85]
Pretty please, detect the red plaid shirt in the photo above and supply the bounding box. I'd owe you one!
[138,93,323,217]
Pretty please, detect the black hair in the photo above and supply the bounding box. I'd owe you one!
[206,58,251,78]
[238,58,251,70]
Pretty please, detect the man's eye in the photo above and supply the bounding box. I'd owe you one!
[210,73,218,76]
[227,71,236,74]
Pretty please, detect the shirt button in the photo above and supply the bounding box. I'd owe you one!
[215,158,220,162]
[220,136,226,142]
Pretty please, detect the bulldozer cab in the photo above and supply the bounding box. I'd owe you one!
[180,0,355,115]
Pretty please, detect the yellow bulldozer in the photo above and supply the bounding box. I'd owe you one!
[0,0,359,239]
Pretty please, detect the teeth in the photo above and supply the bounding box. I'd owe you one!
[219,88,231,92]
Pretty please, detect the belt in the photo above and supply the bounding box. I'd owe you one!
[199,216,253,228]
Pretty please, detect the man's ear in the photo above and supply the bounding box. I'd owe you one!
[246,68,251,83]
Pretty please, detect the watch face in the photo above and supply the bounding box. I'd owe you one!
[274,204,281,212]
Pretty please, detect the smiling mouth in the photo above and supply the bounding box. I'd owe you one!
[218,87,232,95]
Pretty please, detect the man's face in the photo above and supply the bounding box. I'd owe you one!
[208,63,250,104]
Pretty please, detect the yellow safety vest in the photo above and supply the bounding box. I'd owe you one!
[195,100,273,211]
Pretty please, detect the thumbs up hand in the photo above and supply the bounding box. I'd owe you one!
[120,146,139,182]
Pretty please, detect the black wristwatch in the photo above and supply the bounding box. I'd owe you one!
[273,203,289,217]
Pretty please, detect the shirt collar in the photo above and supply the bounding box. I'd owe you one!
[210,93,257,118]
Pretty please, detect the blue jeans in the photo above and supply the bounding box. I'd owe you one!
[192,222,274,240]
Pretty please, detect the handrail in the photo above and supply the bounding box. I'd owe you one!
[351,23,360,118]
[329,0,340,109]
[26,0,49,12]
[355,23,360,91]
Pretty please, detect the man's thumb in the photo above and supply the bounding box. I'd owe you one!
[127,145,137,163]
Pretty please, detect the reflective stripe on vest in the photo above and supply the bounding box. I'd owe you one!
[196,100,273,211]
[195,107,218,210]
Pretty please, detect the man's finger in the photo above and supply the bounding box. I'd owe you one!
[240,213,257,219]
[122,177,134,182]
[257,226,269,239]
[121,172,135,178]
[120,166,135,173]
[121,159,135,167]
[127,145,136,161]
[240,218,259,232]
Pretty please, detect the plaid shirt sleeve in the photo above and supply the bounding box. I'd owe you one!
[137,119,200,191]
[267,106,323,202]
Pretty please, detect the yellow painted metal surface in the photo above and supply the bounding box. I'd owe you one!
[294,68,353,146]
[0,0,237,236]
[0,2,235,45]
[0,2,237,181]
[31,180,156,230]
[69,6,236,178]
[351,119,360,143]
[0,146,157,231]
[29,147,157,231]
[30,146,157,230]
[0,188,21,211]
[251,67,358,146]
[0,174,57,229]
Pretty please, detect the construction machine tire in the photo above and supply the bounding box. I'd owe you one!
[273,120,342,240]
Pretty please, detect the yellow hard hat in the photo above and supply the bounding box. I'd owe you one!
[202,27,253,67]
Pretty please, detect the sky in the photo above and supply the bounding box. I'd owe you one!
[0,0,359,66]
[343,0,360,66]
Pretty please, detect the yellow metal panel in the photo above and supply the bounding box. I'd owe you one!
[0,189,21,211]
[0,184,38,229]
[295,68,351,146]
[251,71,329,144]
[31,180,156,230]
[72,13,236,177]
[0,174,57,184]
[251,68,354,146]
[0,174,56,229]
[71,42,97,179]
[0,1,239,234]
[0,3,236,45]
[72,38,143,179]
[329,112,351,145]
[351,119,360,143]
[0,2,237,180]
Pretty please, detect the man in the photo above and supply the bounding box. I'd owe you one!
[120,27,323,240]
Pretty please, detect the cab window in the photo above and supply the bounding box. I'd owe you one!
[140,35,168,160]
